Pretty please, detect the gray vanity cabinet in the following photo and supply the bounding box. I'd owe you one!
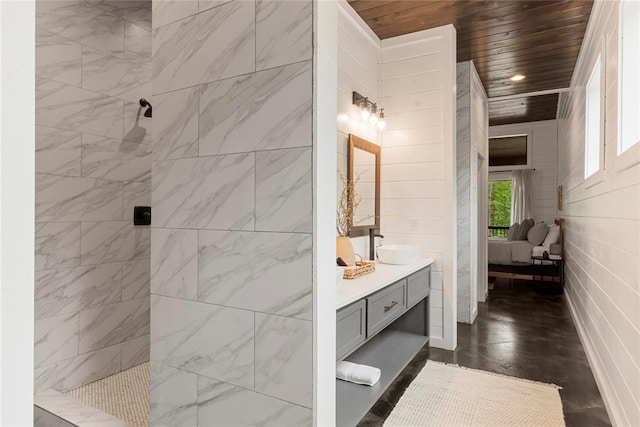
[407,267,431,308]
[336,265,431,426]
[336,300,367,360]
[366,279,407,337]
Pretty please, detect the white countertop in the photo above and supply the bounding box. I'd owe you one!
[336,258,434,310]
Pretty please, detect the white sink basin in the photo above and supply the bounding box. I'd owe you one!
[377,245,420,265]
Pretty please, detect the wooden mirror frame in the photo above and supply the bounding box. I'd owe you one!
[348,134,381,237]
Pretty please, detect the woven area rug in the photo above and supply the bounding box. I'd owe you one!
[384,360,565,427]
[64,362,149,427]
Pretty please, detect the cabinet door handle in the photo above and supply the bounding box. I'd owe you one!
[384,301,398,312]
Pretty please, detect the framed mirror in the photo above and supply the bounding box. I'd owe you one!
[348,134,381,237]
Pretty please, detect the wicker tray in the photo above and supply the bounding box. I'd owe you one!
[342,261,376,279]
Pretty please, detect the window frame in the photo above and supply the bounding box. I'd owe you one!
[584,54,604,181]
[487,173,513,229]
[616,0,640,171]
[487,129,532,173]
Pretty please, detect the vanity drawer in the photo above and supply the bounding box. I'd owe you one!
[336,300,366,360]
[407,266,431,308]
[366,279,407,337]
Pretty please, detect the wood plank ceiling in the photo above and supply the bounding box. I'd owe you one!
[347,0,594,126]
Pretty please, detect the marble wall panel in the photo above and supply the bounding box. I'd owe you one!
[255,147,312,233]
[34,344,121,392]
[35,0,152,391]
[153,87,198,160]
[152,0,198,29]
[80,221,150,265]
[81,134,151,182]
[199,61,312,156]
[122,334,150,370]
[150,1,316,422]
[90,0,152,31]
[152,154,254,230]
[149,362,197,426]
[36,174,123,222]
[36,27,82,87]
[35,126,81,176]
[198,230,312,319]
[78,297,149,353]
[124,22,151,66]
[122,258,150,300]
[152,1,254,93]
[36,0,125,57]
[255,0,312,71]
[82,46,151,103]
[197,376,312,426]
[34,312,79,369]
[36,78,124,139]
[123,181,151,221]
[35,222,81,271]
[150,228,198,300]
[150,295,254,388]
[198,0,232,13]
[254,313,312,407]
[35,263,122,319]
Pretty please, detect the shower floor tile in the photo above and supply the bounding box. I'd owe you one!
[64,362,149,427]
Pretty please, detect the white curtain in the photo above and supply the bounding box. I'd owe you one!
[511,169,533,224]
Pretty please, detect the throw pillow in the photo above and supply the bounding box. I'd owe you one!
[527,222,549,246]
[507,223,520,241]
[543,224,560,249]
[516,218,534,240]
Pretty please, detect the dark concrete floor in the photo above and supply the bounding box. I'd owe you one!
[359,279,611,427]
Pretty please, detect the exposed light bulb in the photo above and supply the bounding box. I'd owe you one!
[377,108,386,130]
[369,106,379,124]
[359,98,370,119]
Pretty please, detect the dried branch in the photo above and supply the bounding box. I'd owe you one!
[336,171,365,237]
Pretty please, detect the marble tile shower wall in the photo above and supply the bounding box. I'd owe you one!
[150,1,314,425]
[34,0,152,392]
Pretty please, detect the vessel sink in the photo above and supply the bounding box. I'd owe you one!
[377,244,420,265]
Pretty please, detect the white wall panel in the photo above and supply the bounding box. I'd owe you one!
[381,26,457,349]
[557,1,640,425]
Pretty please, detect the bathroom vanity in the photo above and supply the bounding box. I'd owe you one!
[336,259,433,426]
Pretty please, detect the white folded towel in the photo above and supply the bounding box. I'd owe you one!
[336,361,381,386]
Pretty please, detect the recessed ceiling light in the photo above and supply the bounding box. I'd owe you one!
[510,74,526,82]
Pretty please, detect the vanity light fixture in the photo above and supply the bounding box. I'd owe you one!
[352,91,386,130]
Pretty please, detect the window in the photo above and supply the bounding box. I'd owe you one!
[585,56,602,179]
[488,178,512,237]
[619,0,640,154]
[489,135,528,167]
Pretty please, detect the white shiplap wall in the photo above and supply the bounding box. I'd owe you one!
[336,6,457,349]
[380,26,457,350]
[557,1,640,425]
[336,1,380,256]
[489,120,558,224]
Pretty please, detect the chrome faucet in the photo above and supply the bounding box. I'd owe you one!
[369,227,384,261]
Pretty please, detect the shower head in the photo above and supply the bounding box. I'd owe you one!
[139,98,152,118]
